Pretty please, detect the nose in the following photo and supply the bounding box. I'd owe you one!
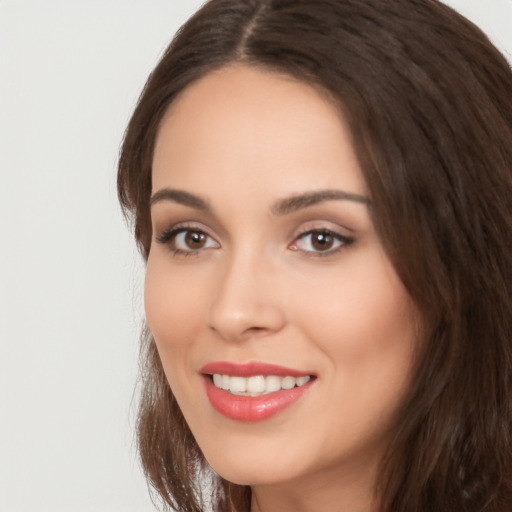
[207,251,286,342]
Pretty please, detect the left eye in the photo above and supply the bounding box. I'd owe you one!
[292,230,349,254]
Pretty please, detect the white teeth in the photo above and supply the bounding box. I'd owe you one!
[247,376,265,393]
[265,375,282,393]
[213,374,222,388]
[230,376,246,393]
[212,374,311,396]
[296,376,310,386]
[281,376,296,390]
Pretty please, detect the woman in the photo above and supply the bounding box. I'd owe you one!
[117,0,512,511]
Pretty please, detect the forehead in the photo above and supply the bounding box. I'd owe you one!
[152,65,367,200]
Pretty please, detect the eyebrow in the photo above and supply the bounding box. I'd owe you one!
[149,187,369,214]
[271,189,370,215]
[150,188,212,212]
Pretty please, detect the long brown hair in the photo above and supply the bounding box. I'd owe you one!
[118,1,512,510]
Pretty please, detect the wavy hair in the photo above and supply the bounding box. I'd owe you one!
[118,1,512,510]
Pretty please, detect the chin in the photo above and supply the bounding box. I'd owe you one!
[203,447,301,487]
[211,464,289,487]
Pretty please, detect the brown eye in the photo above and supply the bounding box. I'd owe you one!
[310,231,335,251]
[159,228,219,253]
[185,230,207,249]
[292,229,352,256]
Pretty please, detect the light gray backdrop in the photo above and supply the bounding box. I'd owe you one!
[0,1,510,511]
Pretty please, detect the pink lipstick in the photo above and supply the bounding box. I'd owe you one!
[201,362,315,422]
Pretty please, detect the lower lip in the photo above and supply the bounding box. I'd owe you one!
[204,377,313,422]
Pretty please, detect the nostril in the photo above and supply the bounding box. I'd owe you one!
[207,287,286,341]
[248,326,266,333]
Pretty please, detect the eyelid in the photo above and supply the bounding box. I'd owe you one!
[155,222,220,254]
[288,225,355,257]
[154,220,354,257]
[156,220,209,240]
[176,230,218,248]
[290,220,353,241]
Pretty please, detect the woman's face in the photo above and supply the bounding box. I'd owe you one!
[146,65,418,492]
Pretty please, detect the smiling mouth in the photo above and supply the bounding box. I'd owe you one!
[210,374,313,396]
[201,363,316,421]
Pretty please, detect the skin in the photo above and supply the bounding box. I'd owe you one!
[145,65,419,512]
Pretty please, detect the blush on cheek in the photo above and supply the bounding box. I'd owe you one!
[307,282,416,367]
[145,267,206,356]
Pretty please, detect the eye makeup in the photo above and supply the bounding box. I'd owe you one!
[289,228,355,258]
[156,222,219,257]
[155,221,356,261]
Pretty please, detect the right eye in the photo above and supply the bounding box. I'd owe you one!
[157,227,219,255]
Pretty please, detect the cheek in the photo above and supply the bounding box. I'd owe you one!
[145,254,200,346]
[293,248,417,383]
[298,261,417,450]
[318,284,414,356]
[144,256,207,411]
[144,255,207,394]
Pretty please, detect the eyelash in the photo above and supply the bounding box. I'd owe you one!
[156,224,217,257]
[155,225,354,258]
[291,229,354,258]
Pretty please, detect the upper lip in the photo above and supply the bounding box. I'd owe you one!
[200,361,314,378]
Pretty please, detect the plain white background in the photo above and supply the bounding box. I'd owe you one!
[0,1,510,511]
